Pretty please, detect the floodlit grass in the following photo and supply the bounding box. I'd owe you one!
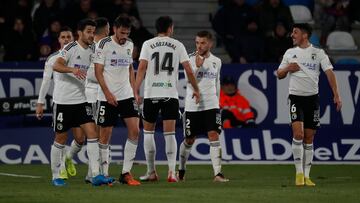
[0,164,359,203]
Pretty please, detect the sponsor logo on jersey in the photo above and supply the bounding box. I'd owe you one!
[300,62,316,70]
[56,123,63,130]
[196,71,217,79]
[74,64,89,70]
[152,81,173,88]
[110,58,132,67]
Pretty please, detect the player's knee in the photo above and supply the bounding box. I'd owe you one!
[208,131,219,142]
[128,128,140,140]
[185,137,195,145]
[293,131,304,140]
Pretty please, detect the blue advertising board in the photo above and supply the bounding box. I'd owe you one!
[0,62,359,164]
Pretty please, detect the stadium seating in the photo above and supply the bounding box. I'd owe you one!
[289,5,314,24]
[326,31,358,51]
[309,34,321,47]
[335,58,360,65]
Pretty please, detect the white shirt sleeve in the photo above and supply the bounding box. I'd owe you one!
[37,61,53,104]
[59,47,72,63]
[319,50,334,72]
[139,41,150,61]
[216,59,222,99]
[178,43,190,63]
[278,50,290,69]
[93,47,106,65]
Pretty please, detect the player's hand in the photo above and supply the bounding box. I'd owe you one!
[134,92,143,105]
[195,53,205,68]
[72,68,87,80]
[334,95,342,112]
[105,91,118,107]
[192,90,200,104]
[36,103,44,120]
[287,63,300,73]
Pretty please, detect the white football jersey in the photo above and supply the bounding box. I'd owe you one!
[37,51,60,104]
[139,36,189,99]
[85,40,100,103]
[185,52,221,112]
[278,44,333,96]
[93,36,134,101]
[53,41,94,104]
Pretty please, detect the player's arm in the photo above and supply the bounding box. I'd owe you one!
[36,61,53,120]
[129,63,135,90]
[182,61,200,103]
[95,63,117,106]
[277,63,300,79]
[216,61,222,98]
[325,69,342,111]
[134,59,147,104]
[54,57,86,80]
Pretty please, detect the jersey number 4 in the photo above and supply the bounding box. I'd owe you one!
[151,52,174,75]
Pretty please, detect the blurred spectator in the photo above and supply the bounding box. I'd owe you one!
[257,0,293,37]
[101,0,140,26]
[220,76,256,128]
[348,0,360,24]
[264,21,293,62]
[63,0,94,30]
[238,19,265,63]
[3,17,36,61]
[38,43,51,61]
[128,16,153,62]
[212,0,257,63]
[40,18,62,52]
[319,0,350,45]
[33,0,61,39]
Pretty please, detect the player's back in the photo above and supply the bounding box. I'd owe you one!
[140,36,189,99]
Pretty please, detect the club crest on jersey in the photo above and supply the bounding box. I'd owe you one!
[292,55,297,58]
[98,116,105,123]
[127,49,131,55]
[212,62,216,69]
[311,53,316,60]
[56,123,63,130]
[60,50,66,57]
[112,51,116,55]
[76,55,81,60]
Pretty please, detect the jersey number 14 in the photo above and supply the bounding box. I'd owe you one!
[151,52,174,75]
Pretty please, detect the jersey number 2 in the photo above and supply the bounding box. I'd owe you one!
[151,52,174,75]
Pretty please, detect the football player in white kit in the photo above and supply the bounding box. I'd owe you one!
[94,15,141,186]
[84,17,110,183]
[52,19,110,186]
[277,23,342,187]
[177,31,229,182]
[36,27,85,180]
[134,16,200,182]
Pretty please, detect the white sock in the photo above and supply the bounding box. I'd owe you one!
[60,147,66,173]
[303,143,314,178]
[178,141,192,170]
[51,142,64,180]
[87,139,100,177]
[210,141,222,176]
[67,140,82,159]
[122,139,138,174]
[164,132,177,174]
[292,138,304,174]
[143,130,156,174]
[99,143,109,176]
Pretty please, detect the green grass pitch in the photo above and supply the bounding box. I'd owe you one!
[0,164,359,203]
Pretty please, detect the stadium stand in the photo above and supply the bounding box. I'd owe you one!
[326,31,358,51]
[289,5,314,24]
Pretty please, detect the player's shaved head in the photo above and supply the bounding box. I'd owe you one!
[95,17,109,35]
[155,16,173,34]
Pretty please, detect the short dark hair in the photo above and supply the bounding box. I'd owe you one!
[113,15,131,28]
[221,76,236,86]
[155,16,173,34]
[196,30,213,41]
[95,17,109,34]
[77,18,96,31]
[292,23,312,38]
[58,26,72,38]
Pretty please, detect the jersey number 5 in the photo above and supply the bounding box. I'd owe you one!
[151,52,174,75]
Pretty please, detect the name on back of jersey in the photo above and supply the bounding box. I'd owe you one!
[150,41,176,50]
